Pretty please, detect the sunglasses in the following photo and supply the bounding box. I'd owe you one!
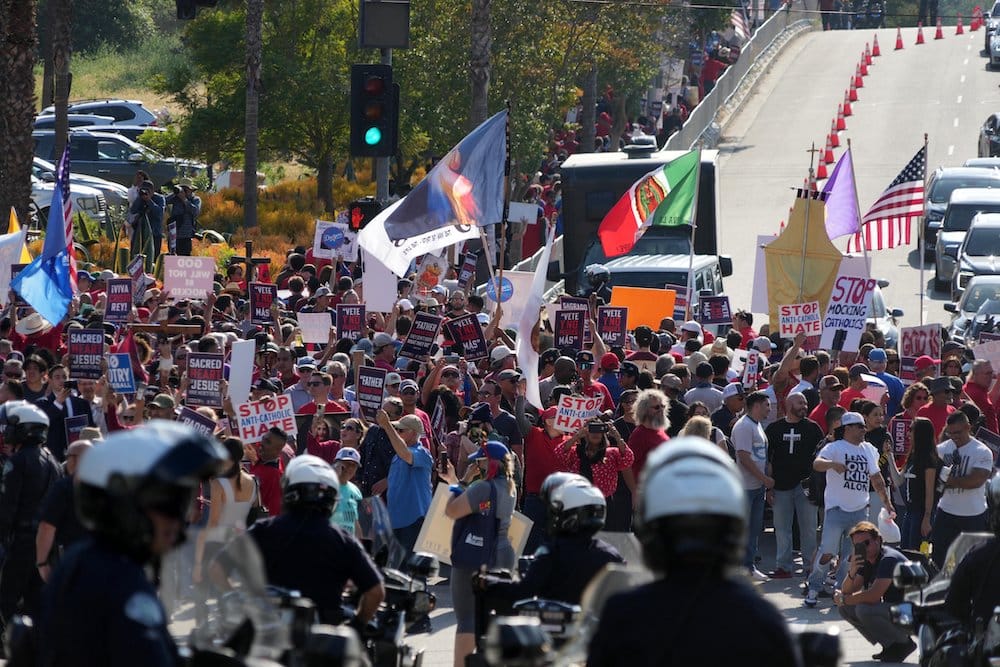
[4,372,21,379]
[307,381,324,387]
[401,389,417,395]
[342,425,357,432]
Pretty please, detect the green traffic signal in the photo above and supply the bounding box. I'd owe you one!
[364,126,383,146]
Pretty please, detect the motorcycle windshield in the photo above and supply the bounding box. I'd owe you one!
[357,496,408,570]
[907,532,994,602]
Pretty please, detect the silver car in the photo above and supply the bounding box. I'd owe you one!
[945,274,1000,342]
[934,188,1000,291]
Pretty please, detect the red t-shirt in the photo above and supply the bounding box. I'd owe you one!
[809,402,833,434]
[250,459,284,516]
[12,323,66,357]
[297,401,349,415]
[524,427,568,494]
[583,381,615,412]
[964,381,999,433]
[306,434,341,464]
[838,387,866,409]
[916,402,956,441]
[627,425,668,478]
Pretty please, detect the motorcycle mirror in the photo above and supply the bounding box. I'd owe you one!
[302,624,366,667]
[485,616,552,667]
[795,627,842,667]
[405,552,440,579]
[893,561,929,590]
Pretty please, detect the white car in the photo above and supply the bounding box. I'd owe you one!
[30,175,109,230]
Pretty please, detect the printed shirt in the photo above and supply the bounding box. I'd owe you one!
[936,439,994,516]
[554,441,634,498]
[816,439,880,513]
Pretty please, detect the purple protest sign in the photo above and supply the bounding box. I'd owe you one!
[187,352,225,408]
[399,311,443,360]
[250,282,277,325]
[554,309,584,351]
[597,306,628,347]
[104,278,133,323]
[446,313,488,361]
[68,329,104,379]
[356,366,387,421]
[336,304,366,342]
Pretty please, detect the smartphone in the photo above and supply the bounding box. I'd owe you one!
[64,379,78,391]
[438,451,449,473]
[853,541,867,559]
[444,354,460,363]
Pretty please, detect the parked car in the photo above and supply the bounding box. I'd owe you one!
[80,124,167,143]
[597,253,733,293]
[33,129,205,188]
[979,114,1000,156]
[923,167,1000,256]
[37,99,157,126]
[934,188,1000,290]
[963,157,1000,168]
[30,174,109,230]
[989,34,1000,69]
[33,114,115,130]
[33,157,129,212]
[944,274,1000,341]
[951,212,1000,300]
[869,283,903,349]
[986,0,1000,52]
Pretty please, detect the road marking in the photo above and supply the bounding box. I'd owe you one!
[957,95,963,103]
[961,74,967,83]
[949,145,955,155]
[954,117,960,127]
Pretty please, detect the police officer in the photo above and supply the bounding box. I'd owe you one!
[587,437,801,667]
[945,475,1000,629]
[0,401,61,631]
[477,473,623,604]
[35,421,228,666]
[242,455,385,625]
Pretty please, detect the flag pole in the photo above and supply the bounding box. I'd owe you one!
[845,140,874,329]
[684,148,702,320]
[497,101,512,287]
[919,132,928,326]
[798,146,817,302]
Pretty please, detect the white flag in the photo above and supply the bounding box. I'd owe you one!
[518,225,557,410]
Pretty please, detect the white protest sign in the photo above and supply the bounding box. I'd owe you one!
[751,234,772,313]
[742,349,760,389]
[0,230,25,302]
[492,271,534,329]
[554,394,605,433]
[779,301,822,337]
[414,253,450,294]
[298,312,333,344]
[508,201,539,225]
[313,220,358,261]
[360,248,399,313]
[974,339,1000,378]
[819,273,877,352]
[163,255,215,299]
[227,339,256,406]
[235,394,298,444]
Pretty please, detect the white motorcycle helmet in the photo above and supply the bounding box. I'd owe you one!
[282,454,340,517]
[2,400,50,447]
[634,436,747,573]
[544,474,607,537]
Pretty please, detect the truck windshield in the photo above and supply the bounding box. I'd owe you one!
[608,271,690,289]
[580,232,691,268]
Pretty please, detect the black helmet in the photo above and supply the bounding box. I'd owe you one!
[542,473,606,537]
[988,475,1000,538]
[2,401,49,448]
[75,421,228,563]
[584,264,611,290]
[282,455,339,517]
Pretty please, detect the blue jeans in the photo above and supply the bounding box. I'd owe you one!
[744,487,766,569]
[772,486,818,572]
[900,507,930,551]
[807,505,868,594]
[930,510,987,568]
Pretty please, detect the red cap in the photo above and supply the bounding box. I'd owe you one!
[914,355,940,371]
[600,353,620,371]
[540,406,558,420]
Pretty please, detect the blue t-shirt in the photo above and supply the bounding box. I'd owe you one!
[332,481,363,534]
[387,445,433,529]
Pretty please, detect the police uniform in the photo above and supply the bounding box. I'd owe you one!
[246,512,382,623]
[945,537,1000,628]
[37,539,178,666]
[0,442,61,623]
[38,475,89,558]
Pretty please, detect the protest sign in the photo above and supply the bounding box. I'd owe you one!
[163,256,214,299]
[356,366,388,421]
[664,283,689,321]
[508,201,538,226]
[491,271,533,329]
[415,253,449,294]
[336,304,366,342]
[900,324,942,383]
[127,254,146,304]
[187,352,224,408]
[981,332,1000,343]
[431,400,446,446]
[313,220,358,261]
[446,313,489,361]
[104,278,133,323]
[359,248,398,313]
[889,416,912,464]
[399,311,443,360]
[819,273,877,352]
[559,296,593,344]
[742,349,760,389]
[0,231,25,302]
[597,307,628,347]
[10,264,27,306]
[64,415,89,446]
[553,394,605,433]
[456,252,479,292]
[298,312,332,344]
[779,301,822,337]
[227,340,256,406]
[553,309,585,351]
[68,329,104,379]
[235,394,298,444]
[609,286,676,329]
[178,406,218,437]
[249,282,277,325]
[698,295,732,325]
[107,353,136,395]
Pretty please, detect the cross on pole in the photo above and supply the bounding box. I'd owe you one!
[230,240,271,282]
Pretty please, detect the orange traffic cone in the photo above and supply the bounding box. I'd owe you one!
[916,22,925,44]
[849,79,859,101]
[957,13,964,34]
[829,119,840,148]
[860,57,869,76]
[895,26,904,49]
[836,104,847,131]
[843,90,853,116]
[935,17,944,39]
[854,64,864,88]
[817,161,829,180]
[823,136,835,164]
[972,8,981,30]
[873,33,881,55]
[865,43,873,65]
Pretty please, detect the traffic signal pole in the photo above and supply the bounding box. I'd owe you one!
[375,47,392,205]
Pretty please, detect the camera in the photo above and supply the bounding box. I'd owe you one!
[64,380,78,391]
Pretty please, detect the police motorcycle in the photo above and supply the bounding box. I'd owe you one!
[890,532,996,667]
[849,0,885,29]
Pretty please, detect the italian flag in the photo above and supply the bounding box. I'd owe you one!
[597,149,700,258]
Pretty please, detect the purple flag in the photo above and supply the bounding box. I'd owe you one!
[822,148,861,241]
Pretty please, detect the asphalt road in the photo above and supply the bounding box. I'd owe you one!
[719,24,1000,329]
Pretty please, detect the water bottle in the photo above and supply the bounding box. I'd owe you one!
[936,465,952,496]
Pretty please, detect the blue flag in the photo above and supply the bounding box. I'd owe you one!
[12,146,74,326]
[382,110,507,241]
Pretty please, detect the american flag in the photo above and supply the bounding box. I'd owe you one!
[847,146,925,252]
[53,145,79,292]
[731,6,750,40]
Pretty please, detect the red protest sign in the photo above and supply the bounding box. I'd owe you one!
[336,304,366,342]
[250,282,277,325]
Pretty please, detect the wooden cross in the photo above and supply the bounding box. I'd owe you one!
[230,240,272,282]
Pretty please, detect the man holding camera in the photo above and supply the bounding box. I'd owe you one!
[834,521,915,663]
[164,178,202,256]
[128,179,165,265]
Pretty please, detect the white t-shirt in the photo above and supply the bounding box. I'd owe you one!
[732,415,768,490]
[817,439,880,513]
[936,438,994,516]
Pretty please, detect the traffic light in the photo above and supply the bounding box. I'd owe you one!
[350,64,398,158]
[347,196,382,232]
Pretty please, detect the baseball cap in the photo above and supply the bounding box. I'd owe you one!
[929,376,954,395]
[399,379,419,393]
[721,383,744,400]
[397,298,414,311]
[539,406,558,420]
[313,286,332,298]
[867,349,887,362]
[335,448,362,465]
[914,355,940,371]
[753,336,776,351]
[297,357,318,371]
[77,270,93,282]
[681,320,702,335]
[575,350,595,367]
[372,332,395,350]
[600,353,621,371]
[540,348,561,366]
[848,363,868,378]
[497,368,521,381]
[385,372,402,386]
[819,375,844,391]
[620,361,640,376]
[840,412,865,427]
[490,345,515,364]
[467,440,509,462]
[476,313,490,325]
[391,414,425,435]
[151,394,176,410]
[660,374,682,391]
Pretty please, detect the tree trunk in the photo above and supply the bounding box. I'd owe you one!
[579,64,597,153]
[608,93,627,153]
[317,153,334,213]
[244,0,263,229]
[40,0,54,108]
[469,0,491,127]
[0,0,39,230]
[51,0,72,160]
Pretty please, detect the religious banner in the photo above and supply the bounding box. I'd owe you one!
[128,254,146,304]
[900,324,941,384]
[819,273,877,352]
[559,295,593,344]
[107,353,136,395]
[336,304,366,342]
[889,416,912,466]
[597,307,628,347]
[698,295,732,326]
[356,366,388,421]
[68,329,104,379]
[456,252,479,292]
[553,394,605,433]
[399,311,443,360]
[415,253,449,295]
[235,395,298,444]
[249,282,277,326]
[446,313,489,361]
[779,301,822,337]
[186,352,225,408]
[163,256,215,299]
[553,309,585,351]
[178,406,217,437]
[104,278,133,323]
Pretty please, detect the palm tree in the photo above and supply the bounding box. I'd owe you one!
[469,0,491,127]
[244,0,263,229]
[51,0,73,159]
[0,0,39,230]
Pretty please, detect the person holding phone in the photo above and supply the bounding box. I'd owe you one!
[833,521,914,663]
